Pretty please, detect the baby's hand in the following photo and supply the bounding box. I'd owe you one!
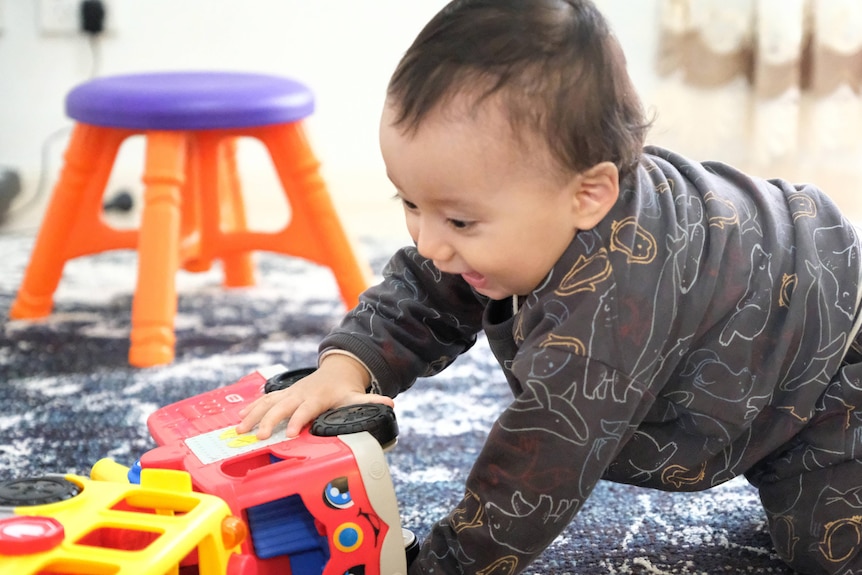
[235,355,394,440]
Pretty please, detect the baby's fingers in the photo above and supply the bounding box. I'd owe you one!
[363,393,395,409]
[283,393,395,438]
[236,392,297,439]
[285,398,329,438]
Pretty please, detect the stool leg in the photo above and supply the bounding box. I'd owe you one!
[179,137,204,266]
[217,138,255,287]
[184,135,255,285]
[11,125,127,319]
[129,131,186,368]
[263,124,371,308]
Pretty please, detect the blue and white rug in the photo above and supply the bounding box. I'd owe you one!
[0,234,795,574]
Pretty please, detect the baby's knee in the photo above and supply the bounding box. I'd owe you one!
[816,516,862,572]
[766,512,861,574]
[759,462,862,574]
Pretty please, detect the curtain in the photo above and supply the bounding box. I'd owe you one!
[652,0,862,172]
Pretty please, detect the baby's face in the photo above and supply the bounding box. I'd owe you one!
[379,95,585,300]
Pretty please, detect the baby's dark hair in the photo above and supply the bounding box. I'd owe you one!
[387,0,650,181]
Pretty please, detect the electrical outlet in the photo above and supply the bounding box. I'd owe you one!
[38,0,116,35]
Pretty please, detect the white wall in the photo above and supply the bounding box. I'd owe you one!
[0,0,660,237]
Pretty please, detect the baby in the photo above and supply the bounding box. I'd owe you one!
[239,1,862,573]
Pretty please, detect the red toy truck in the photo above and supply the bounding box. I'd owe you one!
[138,365,413,575]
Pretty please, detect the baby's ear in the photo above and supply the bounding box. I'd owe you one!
[570,161,619,230]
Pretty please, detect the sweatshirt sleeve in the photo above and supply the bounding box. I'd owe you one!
[410,348,652,575]
[319,246,486,397]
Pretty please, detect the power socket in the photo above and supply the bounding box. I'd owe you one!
[38,0,116,35]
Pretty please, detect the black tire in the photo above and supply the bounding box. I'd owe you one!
[311,403,398,447]
[404,528,420,568]
[264,367,317,394]
[0,476,81,506]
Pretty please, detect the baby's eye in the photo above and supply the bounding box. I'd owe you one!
[399,197,418,211]
[448,218,474,230]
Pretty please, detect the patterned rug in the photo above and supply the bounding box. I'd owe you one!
[0,233,796,574]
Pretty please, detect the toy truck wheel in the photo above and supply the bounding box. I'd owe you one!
[404,528,420,568]
[311,404,399,447]
[0,476,81,506]
[264,367,317,393]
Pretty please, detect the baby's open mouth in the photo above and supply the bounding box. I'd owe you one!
[461,271,487,289]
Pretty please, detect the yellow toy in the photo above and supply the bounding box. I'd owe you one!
[0,461,247,575]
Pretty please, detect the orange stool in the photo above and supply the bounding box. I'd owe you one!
[10,71,371,367]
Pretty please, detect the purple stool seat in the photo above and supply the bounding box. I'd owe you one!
[65,71,315,130]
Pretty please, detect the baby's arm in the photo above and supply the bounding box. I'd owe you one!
[235,353,394,439]
[237,247,483,440]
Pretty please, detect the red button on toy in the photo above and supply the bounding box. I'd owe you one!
[0,516,65,555]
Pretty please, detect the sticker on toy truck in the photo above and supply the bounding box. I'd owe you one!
[185,421,293,465]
